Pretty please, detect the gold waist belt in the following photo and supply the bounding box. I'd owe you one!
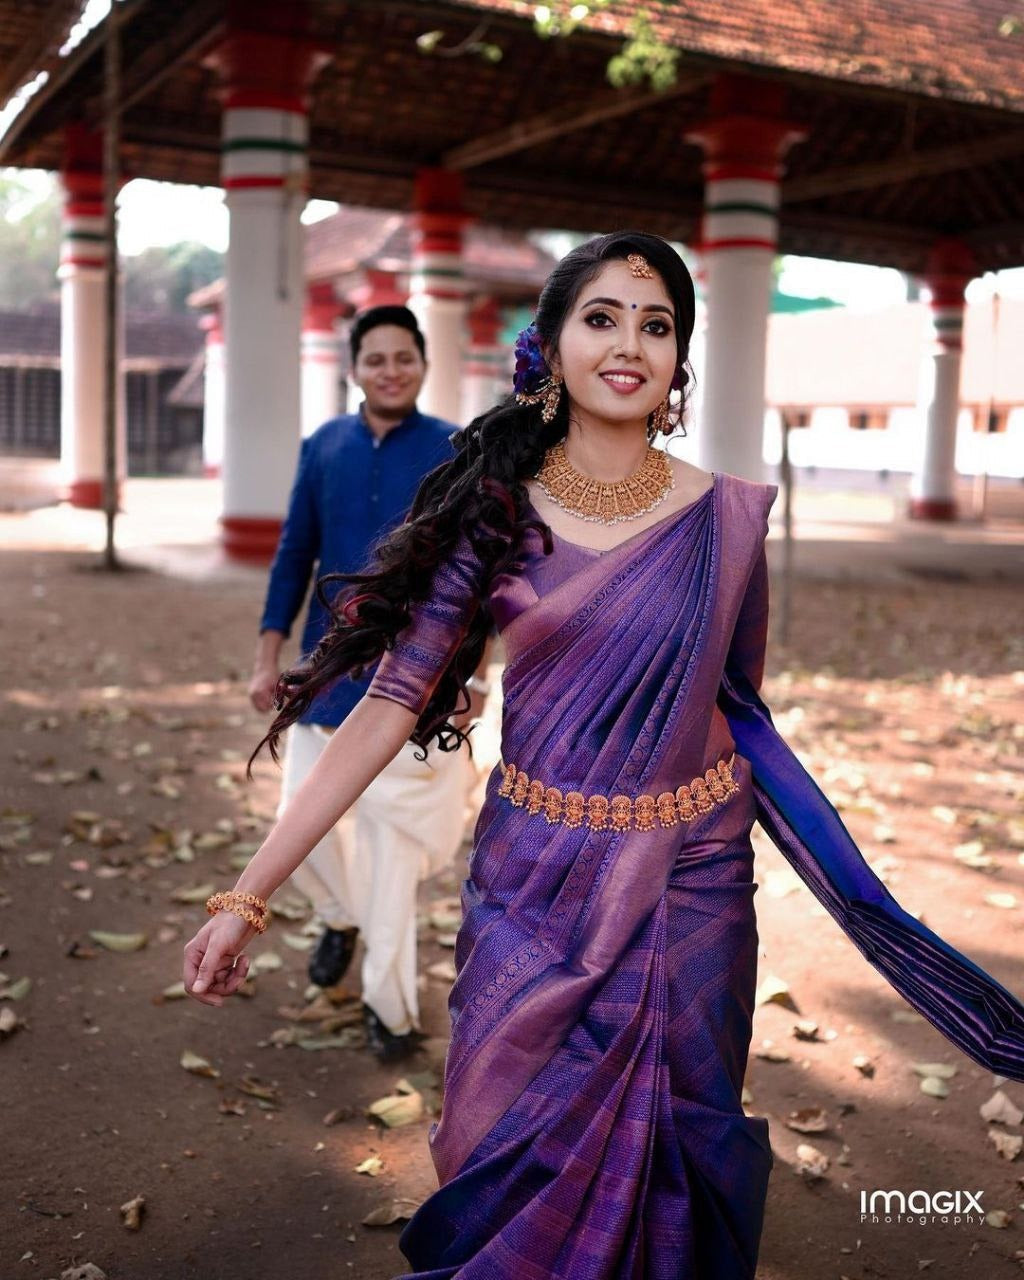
[495,751,740,833]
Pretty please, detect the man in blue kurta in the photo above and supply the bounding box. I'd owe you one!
[249,305,487,1063]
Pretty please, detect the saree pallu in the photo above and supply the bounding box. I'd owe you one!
[365,472,1024,1279]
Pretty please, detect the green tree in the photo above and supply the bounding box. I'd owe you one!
[123,241,222,313]
[0,171,62,308]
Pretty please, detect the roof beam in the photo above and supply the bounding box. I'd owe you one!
[0,0,151,163]
[442,72,710,170]
[0,0,82,110]
[88,0,225,122]
[783,130,1024,202]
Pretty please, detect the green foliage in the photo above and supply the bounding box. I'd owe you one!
[0,172,62,307]
[123,241,222,314]
[417,2,679,90]
[606,11,680,92]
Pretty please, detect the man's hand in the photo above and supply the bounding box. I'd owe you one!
[249,662,280,714]
[251,630,286,714]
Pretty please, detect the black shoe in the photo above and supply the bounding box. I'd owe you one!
[362,1003,427,1064]
[307,926,359,987]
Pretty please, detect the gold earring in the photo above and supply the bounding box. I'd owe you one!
[542,374,562,423]
[515,372,562,422]
[650,395,670,436]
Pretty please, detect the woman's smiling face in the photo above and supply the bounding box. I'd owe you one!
[548,258,678,429]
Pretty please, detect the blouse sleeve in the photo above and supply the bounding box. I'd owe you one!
[365,530,486,716]
[725,544,770,693]
[723,483,777,693]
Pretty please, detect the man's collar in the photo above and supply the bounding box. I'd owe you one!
[356,401,423,441]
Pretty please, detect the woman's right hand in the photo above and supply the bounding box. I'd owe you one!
[248,662,279,713]
[183,912,257,1006]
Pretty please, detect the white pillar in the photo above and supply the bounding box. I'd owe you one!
[908,239,973,520]
[406,168,469,425]
[301,283,343,437]
[462,297,506,424]
[209,26,328,561]
[685,76,806,481]
[58,125,126,508]
[200,308,225,477]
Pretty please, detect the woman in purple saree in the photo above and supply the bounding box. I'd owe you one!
[185,232,1024,1279]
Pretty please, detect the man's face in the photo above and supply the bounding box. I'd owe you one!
[352,325,427,417]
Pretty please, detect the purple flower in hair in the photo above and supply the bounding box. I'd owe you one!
[513,320,549,395]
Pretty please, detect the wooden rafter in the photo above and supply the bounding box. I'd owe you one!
[0,0,83,110]
[784,131,1024,202]
[442,72,710,170]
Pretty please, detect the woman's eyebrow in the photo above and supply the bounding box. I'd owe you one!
[580,296,673,317]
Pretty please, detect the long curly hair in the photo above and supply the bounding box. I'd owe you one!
[247,230,698,777]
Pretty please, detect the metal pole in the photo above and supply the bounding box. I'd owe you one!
[101,0,121,568]
[778,419,793,646]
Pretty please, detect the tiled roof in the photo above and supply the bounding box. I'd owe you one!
[306,207,555,291]
[189,206,558,308]
[0,305,203,361]
[452,0,1024,112]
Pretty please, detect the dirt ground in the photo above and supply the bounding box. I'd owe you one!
[3,501,1024,1280]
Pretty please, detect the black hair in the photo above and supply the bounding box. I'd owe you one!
[349,304,426,363]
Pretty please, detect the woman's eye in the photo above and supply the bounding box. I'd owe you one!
[585,311,671,336]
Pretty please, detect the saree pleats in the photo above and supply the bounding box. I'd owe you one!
[398,819,772,1279]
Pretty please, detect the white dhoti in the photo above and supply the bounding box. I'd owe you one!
[278,721,475,1035]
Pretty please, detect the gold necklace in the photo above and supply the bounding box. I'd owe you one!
[534,441,674,525]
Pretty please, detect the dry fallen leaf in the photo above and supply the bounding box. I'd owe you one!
[911,1062,958,1080]
[169,883,216,905]
[180,1050,220,1079]
[366,1089,425,1129]
[361,1198,421,1227]
[119,1194,145,1231]
[88,931,148,953]
[755,974,797,1011]
[794,1143,830,1181]
[786,1107,829,1134]
[354,1155,384,1177]
[0,1006,23,1039]
[980,1090,1024,1126]
[988,1130,1022,1161]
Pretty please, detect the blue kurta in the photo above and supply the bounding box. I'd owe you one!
[259,404,458,726]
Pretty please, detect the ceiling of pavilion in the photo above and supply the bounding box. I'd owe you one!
[2,0,1024,274]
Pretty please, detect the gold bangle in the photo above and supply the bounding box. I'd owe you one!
[205,890,269,934]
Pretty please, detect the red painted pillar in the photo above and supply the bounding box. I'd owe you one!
[407,167,472,423]
[908,238,975,520]
[58,124,126,508]
[205,1,330,562]
[301,281,346,436]
[685,75,806,480]
[199,307,224,478]
[462,296,505,424]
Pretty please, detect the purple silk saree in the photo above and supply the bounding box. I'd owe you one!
[365,471,1024,1279]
